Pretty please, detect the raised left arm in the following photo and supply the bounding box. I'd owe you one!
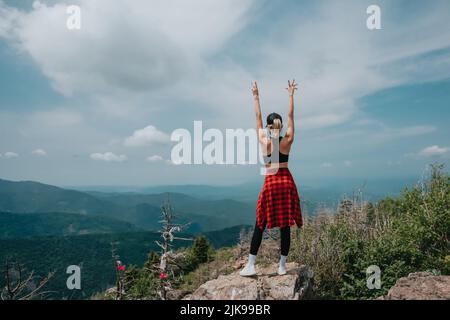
[284,79,298,144]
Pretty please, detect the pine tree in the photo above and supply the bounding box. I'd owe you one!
[189,235,214,268]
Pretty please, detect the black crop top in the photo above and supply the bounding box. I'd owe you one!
[263,136,289,164]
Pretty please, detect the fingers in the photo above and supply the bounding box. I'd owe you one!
[252,79,298,95]
[288,79,299,88]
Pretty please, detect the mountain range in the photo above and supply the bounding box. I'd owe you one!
[0,176,421,299]
[0,178,258,299]
[0,178,255,233]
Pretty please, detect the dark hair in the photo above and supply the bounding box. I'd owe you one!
[266,113,283,126]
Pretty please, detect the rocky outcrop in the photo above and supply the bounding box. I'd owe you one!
[183,263,314,300]
[381,272,450,300]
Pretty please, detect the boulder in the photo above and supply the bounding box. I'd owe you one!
[183,263,314,300]
[382,272,450,300]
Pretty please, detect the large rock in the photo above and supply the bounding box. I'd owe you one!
[183,263,314,300]
[383,272,450,300]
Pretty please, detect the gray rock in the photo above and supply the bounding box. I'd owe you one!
[183,263,314,300]
[382,271,450,300]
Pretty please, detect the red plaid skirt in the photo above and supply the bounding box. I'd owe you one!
[256,168,303,230]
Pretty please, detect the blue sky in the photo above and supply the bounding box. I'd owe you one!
[0,0,449,187]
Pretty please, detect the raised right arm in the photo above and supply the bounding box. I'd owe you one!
[252,82,268,145]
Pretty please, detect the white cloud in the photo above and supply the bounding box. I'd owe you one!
[0,0,255,96]
[32,148,47,156]
[1,0,449,133]
[124,125,169,147]
[0,2,19,39]
[90,152,127,162]
[418,145,449,157]
[0,1,449,186]
[3,152,19,159]
[235,1,450,131]
[146,155,164,162]
[344,160,352,167]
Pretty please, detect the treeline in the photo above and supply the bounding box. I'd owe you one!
[291,164,450,299]
[0,226,246,299]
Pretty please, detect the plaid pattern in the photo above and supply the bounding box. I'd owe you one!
[256,168,303,230]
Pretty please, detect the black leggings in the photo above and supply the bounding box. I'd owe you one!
[249,221,291,256]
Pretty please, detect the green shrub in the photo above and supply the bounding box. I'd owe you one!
[292,164,450,299]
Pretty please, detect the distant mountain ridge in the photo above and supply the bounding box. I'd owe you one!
[66,176,418,215]
[0,211,140,238]
[0,176,416,236]
[0,178,122,215]
[0,178,255,232]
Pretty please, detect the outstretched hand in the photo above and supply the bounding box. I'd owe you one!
[286,79,298,96]
[252,81,259,99]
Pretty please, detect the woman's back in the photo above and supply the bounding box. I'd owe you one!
[263,136,290,164]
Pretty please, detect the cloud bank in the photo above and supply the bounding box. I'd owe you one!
[0,0,449,184]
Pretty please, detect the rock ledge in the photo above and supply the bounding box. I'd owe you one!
[183,263,314,300]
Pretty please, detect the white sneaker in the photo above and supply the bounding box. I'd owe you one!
[240,263,256,277]
[278,255,288,275]
[277,265,287,275]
